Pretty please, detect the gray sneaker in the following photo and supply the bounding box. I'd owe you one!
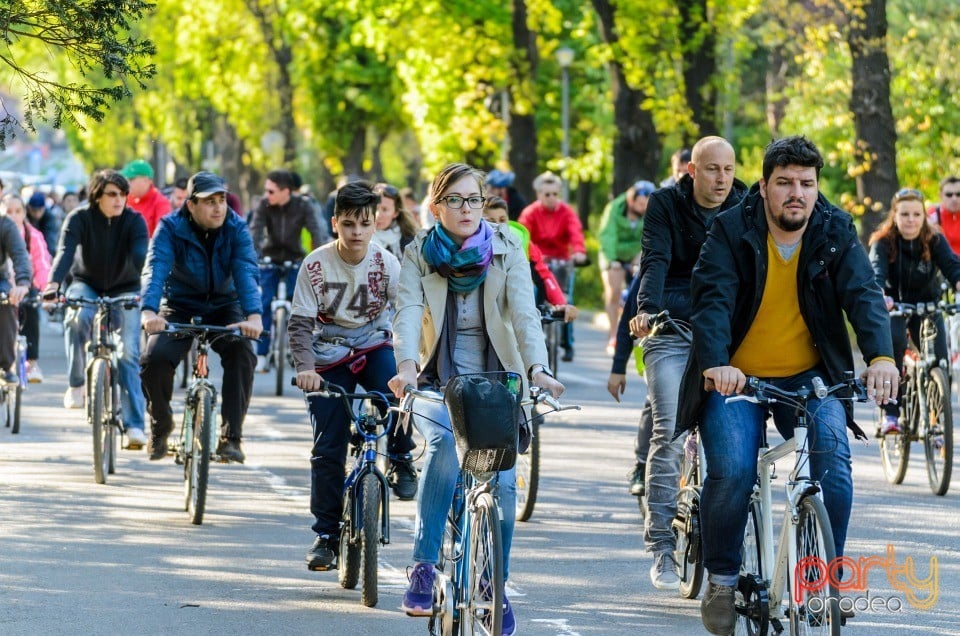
[649,551,680,590]
[701,581,736,635]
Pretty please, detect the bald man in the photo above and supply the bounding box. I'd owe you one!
[626,136,748,591]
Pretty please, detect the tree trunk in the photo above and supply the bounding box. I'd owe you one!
[591,0,660,197]
[678,0,718,138]
[342,126,366,178]
[246,1,297,165]
[508,0,538,204]
[847,0,898,243]
[765,46,789,137]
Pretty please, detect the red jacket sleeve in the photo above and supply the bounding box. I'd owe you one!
[529,242,567,305]
[564,204,586,254]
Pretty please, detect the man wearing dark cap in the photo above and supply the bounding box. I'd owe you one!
[485,169,527,221]
[26,191,61,257]
[140,171,263,463]
[121,159,171,237]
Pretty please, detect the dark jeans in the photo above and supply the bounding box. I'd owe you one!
[306,346,414,536]
[699,370,852,584]
[886,312,948,417]
[547,258,575,349]
[140,305,256,440]
[18,288,40,360]
[258,264,299,356]
[0,302,17,370]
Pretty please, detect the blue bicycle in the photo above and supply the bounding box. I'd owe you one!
[297,380,393,608]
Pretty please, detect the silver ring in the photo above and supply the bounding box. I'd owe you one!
[883,381,891,385]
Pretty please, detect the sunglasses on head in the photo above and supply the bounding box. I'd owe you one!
[893,188,924,203]
[377,184,399,198]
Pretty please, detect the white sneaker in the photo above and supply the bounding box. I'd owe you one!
[125,427,147,449]
[255,354,269,373]
[63,386,84,409]
[26,361,44,383]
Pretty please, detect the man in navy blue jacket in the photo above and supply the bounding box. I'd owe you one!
[140,172,262,462]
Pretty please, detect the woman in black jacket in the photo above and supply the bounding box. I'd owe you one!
[869,187,960,434]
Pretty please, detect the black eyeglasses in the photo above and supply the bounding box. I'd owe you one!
[894,188,923,202]
[943,191,960,199]
[439,195,485,210]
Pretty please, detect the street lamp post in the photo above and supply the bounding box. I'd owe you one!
[556,47,574,201]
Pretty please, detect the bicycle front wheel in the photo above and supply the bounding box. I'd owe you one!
[790,496,840,636]
[273,306,288,396]
[924,367,953,495]
[186,388,213,525]
[360,472,381,607]
[735,497,768,636]
[878,393,911,484]
[90,359,110,485]
[515,415,540,522]
[463,492,503,636]
[11,383,22,434]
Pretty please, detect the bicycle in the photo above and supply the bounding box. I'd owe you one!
[731,373,869,636]
[878,301,955,496]
[514,372,580,522]
[296,380,393,608]
[163,321,248,525]
[0,293,28,435]
[60,294,141,484]
[260,257,299,396]
[399,372,524,636]
[538,304,565,380]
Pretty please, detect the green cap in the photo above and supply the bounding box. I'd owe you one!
[120,159,154,180]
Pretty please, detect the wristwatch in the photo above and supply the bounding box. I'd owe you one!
[528,364,555,380]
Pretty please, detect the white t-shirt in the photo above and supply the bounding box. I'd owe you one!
[291,241,400,329]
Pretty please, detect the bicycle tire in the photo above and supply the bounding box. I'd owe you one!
[734,497,768,636]
[675,485,704,599]
[545,320,559,380]
[11,383,22,434]
[273,306,288,396]
[790,496,840,636]
[339,482,361,589]
[515,415,540,522]
[924,367,953,496]
[360,472,381,607]
[187,388,213,525]
[463,492,503,636]
[90,359,110,485]
[879,381,913,484]
[0,386,8,430]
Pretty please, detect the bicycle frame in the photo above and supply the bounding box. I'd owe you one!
[178,332,220,460]
[341,395,392,548]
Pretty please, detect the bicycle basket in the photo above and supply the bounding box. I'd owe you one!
[443,372,522,473]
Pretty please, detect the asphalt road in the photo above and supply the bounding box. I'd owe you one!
[1,312,958,635]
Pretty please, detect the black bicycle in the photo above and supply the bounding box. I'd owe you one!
[297,380,393,607]
[0,294,28,435]
[260,258,299,396]
[61,294,141,484]
[880,302,955,495]
[539,304,565,379]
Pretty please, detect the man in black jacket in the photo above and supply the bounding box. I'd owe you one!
[627,136,746,591]
[44,170,149,448]
[680,136,898,635]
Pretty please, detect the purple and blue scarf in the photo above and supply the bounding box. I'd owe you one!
[422,222,494,293]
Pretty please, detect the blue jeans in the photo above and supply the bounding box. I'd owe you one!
[641,334,688,553]
[412,393,516,581]
[65,282,145,431]
[699,371,853,584]
[258,264,299,356]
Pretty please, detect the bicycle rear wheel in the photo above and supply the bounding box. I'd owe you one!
[515,415,540,522]
[90,359,110,485]
[924,367,953,496]
[463,492,503,636]
[273,306,288,397]
[879,387,912,484]
[735,497,768,636]
[790,496,840,636]
[11,383,22,434]
[186,388,213,525]
[360,472,381,607]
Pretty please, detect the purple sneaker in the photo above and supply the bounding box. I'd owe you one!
[502,595,516,636]
[402,563,436,617]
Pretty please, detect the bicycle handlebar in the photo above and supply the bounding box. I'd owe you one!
[890,300,960,317]
[646,310,693,344]
[294,378,393,425]
[725,374,869,407]
[46,293,141,310]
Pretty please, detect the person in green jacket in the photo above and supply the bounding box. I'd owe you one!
[598,180,655,353]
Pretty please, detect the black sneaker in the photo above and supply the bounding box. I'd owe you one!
[306,534,338,571]
[217,438,245,463]
[561,346,574,362]
[148,436,168,461]
[388,455,419,500]
[628,464,646,497]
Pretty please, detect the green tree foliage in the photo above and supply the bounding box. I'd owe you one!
[0,0,156,147]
